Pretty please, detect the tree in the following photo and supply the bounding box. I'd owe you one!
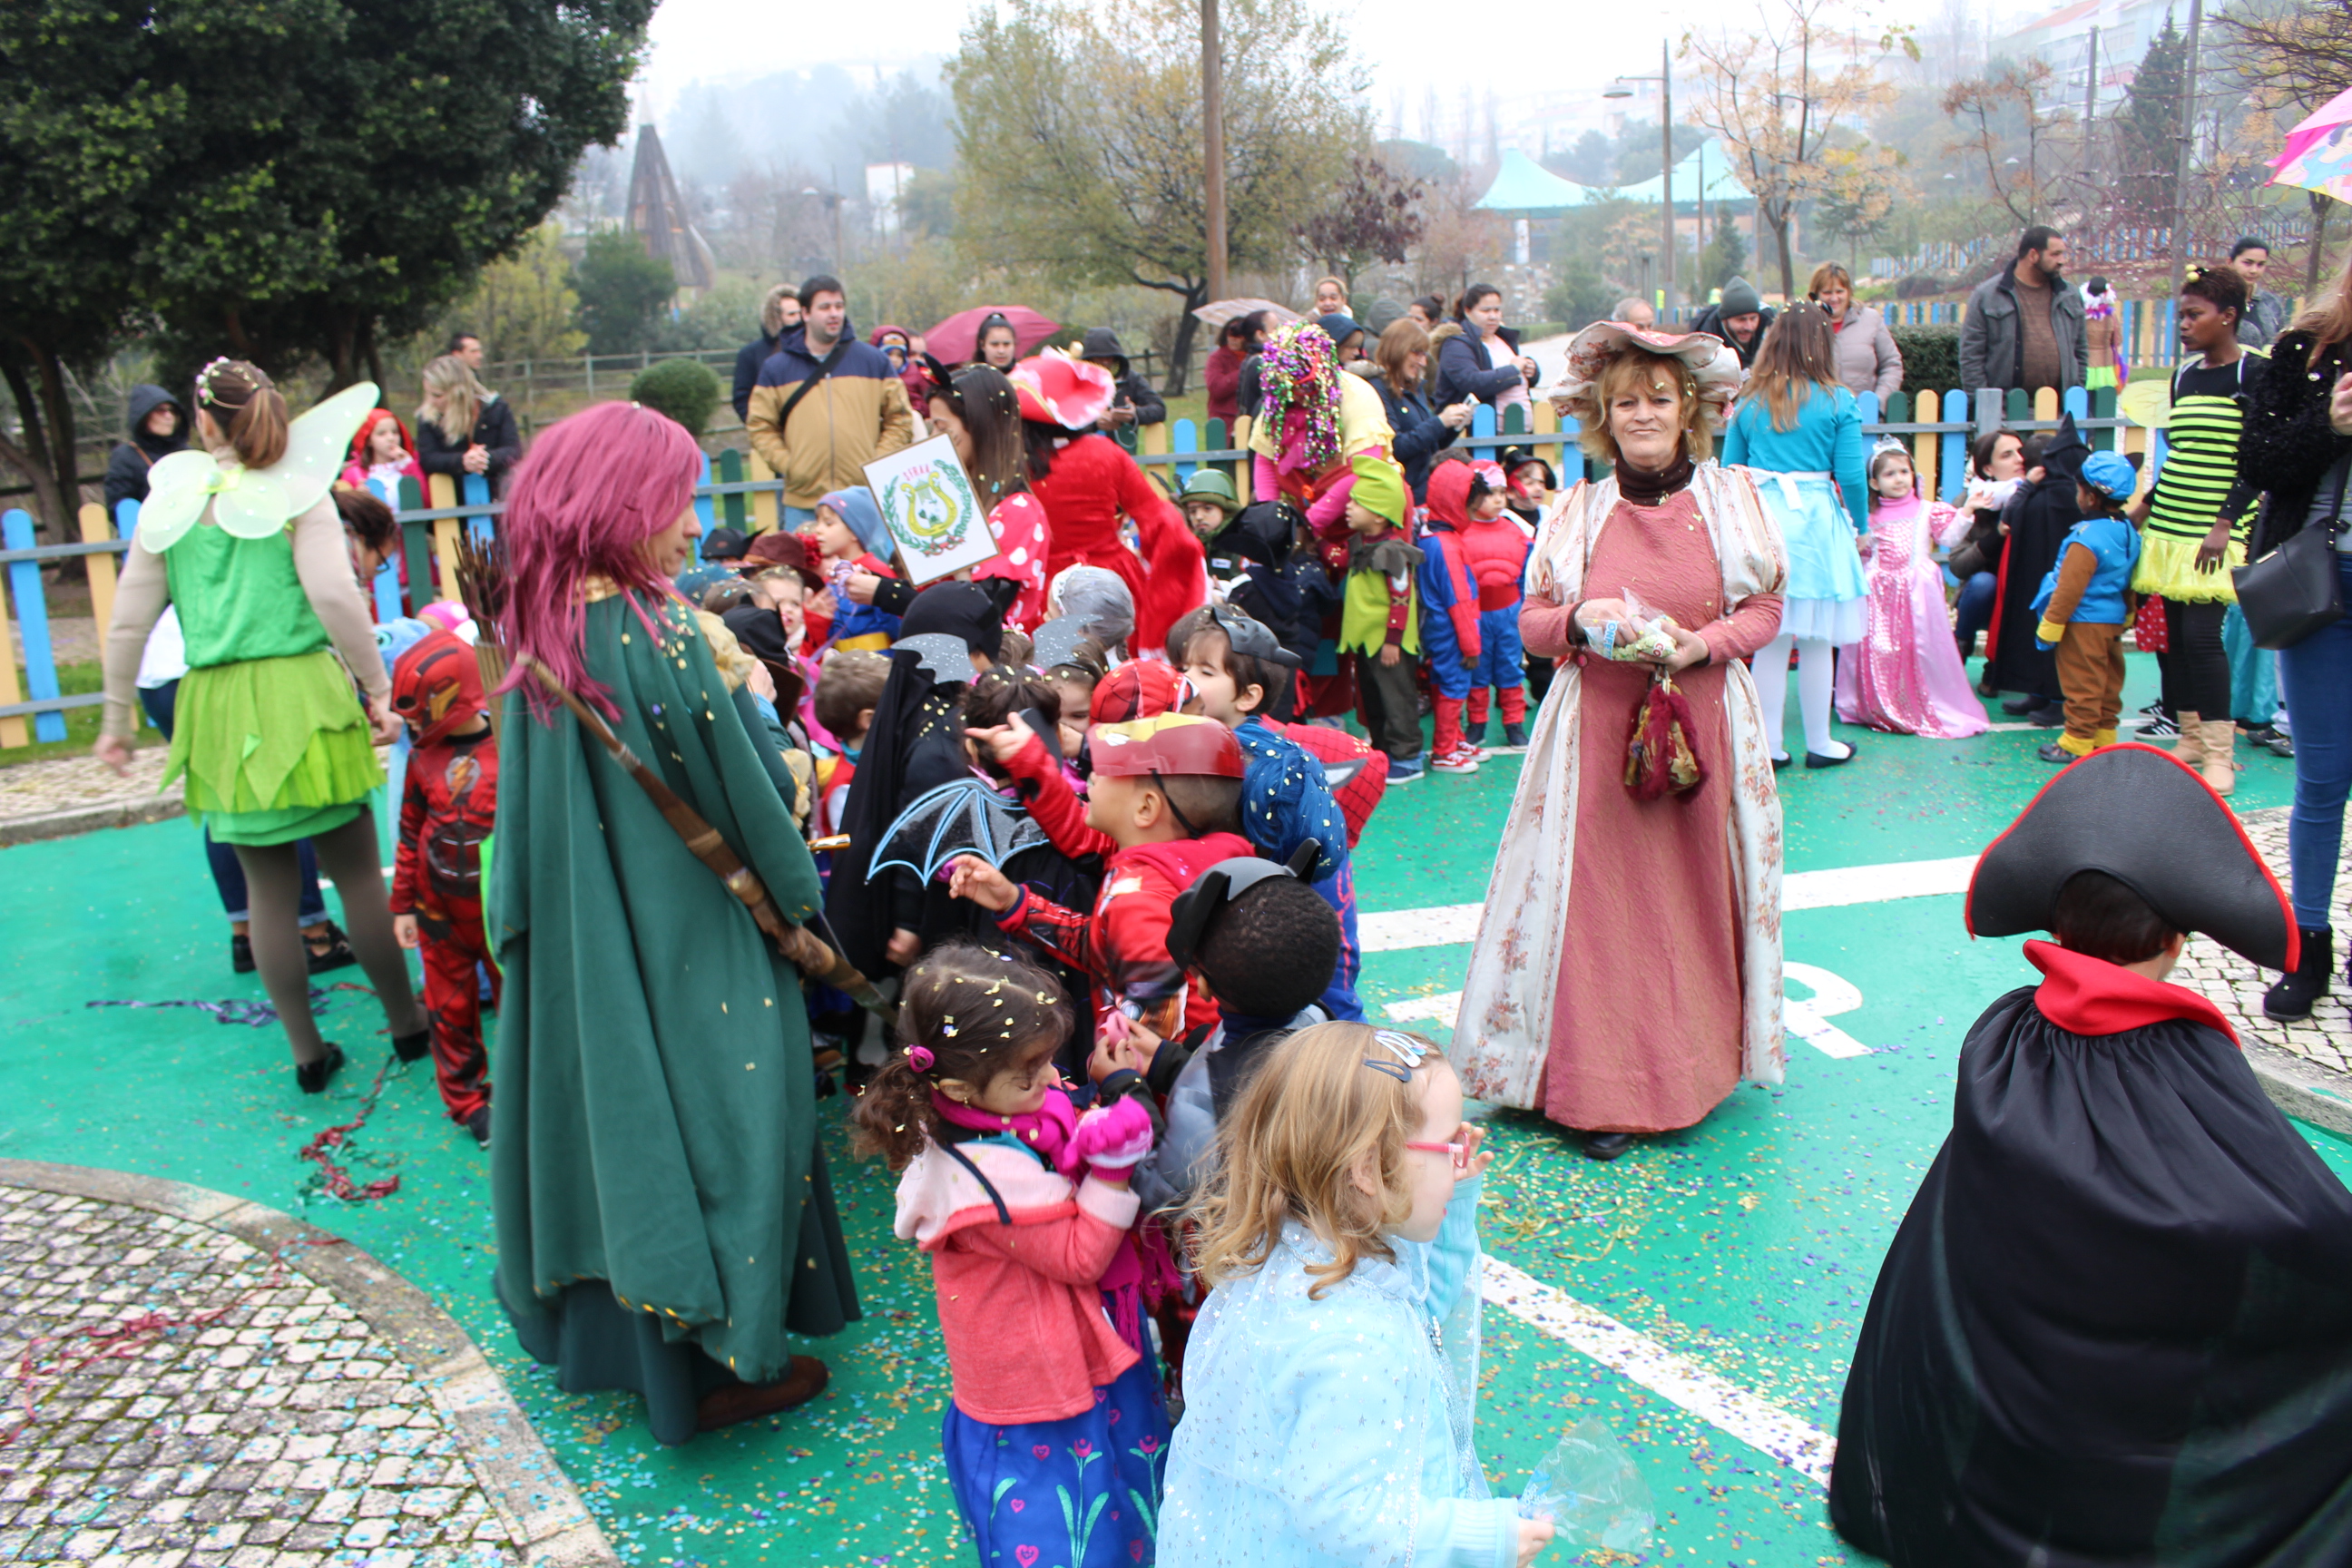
[0,0,648,530]
[1942,59,2071,228]
[1296,155,1426,288]
[1684,0,1914,298]
[946,0,1365,394]
[1816,145,1908,267]
[1544,259,1619,329]
[449,225,587,365]
[1544,131,1616,187]
[1703,212,1749,292]
[2115,17,2189,227]
[2216,0,2352,289]
[573,230,679,356]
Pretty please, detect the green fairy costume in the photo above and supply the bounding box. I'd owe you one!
[488,586,859,1444]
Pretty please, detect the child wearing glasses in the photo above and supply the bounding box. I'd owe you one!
[1158,1023,1552,1568]
[854,944,1171,1568]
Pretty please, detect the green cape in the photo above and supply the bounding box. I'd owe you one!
[488,593,858,1383]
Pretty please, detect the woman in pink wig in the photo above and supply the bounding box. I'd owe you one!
[486,401,859,1446]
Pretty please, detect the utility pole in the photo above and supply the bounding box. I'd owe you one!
[1662,38,1676,317]
[1202,0,1228,303]
[2081,25,2099,178]
[2169,0,2204,288]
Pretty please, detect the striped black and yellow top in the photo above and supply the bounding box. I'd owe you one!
[2133,352,2265,602]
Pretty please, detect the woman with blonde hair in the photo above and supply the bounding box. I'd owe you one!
[1369,318,1473,501]
[1808,262,1904,401]
[416,353,522,494]
[1455,323,1786,1161]
[1721,300,1870,767]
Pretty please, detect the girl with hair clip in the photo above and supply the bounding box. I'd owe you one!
[95,362,425,1093]
[485,401,858,1443]
[1836,440,1989,738]
[1159,1021,1548,1568]
[854,944,1170,1568]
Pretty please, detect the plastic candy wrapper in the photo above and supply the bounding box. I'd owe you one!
[1517,1416,1655,1551]
[1574,588,1680,663]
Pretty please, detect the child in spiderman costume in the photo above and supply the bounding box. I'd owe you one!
[388,629,498,1147]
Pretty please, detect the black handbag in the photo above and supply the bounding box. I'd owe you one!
[2234,464,2351,651]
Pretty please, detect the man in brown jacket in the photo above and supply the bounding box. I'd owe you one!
[744,275,915,525]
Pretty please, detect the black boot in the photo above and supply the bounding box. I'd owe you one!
[1581,1131,1634,1161]
[2264,926,2333,1021]
[296,1045,347,1095]
[394,1027,432,1063]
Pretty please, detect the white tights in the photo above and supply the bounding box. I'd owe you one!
[1753,634,1849,761]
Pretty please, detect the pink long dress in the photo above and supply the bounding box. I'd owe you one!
[1834,494,1990,739]
[1520,488,1785,1133]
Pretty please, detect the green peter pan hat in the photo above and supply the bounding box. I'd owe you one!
[1349,454,1410,530]
[1179,468,1241,517]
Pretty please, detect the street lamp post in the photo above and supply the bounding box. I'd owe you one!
[1604,39,1676,318]
[1203,0,1229,304]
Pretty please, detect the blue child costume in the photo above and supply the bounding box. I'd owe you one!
[1417,463,1531,760]
[2030,450,2142,760]
[810,486,904,652]
[1830,745,2352,1563]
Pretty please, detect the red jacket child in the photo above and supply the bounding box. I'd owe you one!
[953,714,1250,1046]
[388,630,498,1142]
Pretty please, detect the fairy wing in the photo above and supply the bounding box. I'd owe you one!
[212,381,381,538]
[134,449,225,551]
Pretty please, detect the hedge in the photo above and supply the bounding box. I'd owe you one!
[629,358,721,436]
[1892,326,1960,399]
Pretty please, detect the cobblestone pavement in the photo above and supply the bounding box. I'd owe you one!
[0,750,177,832]
[0,1184,520,1568]
[2174,807,2352,1077]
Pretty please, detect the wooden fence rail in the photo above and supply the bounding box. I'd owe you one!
[0,385,2151,747]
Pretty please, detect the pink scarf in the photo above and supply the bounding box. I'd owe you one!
[931,1084,1081,1176]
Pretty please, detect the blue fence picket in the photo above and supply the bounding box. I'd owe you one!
[1171,418,1200,487]
[364,479,406,622]
[690,454,714,544]
[1941,390,1971,502]
[2,510,65,741]
[1469,404,1497,447]
[462,473,496,544]
[1856,392,1880,427]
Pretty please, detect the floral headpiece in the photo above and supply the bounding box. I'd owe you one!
[1554,321,1742,436]
[1257,321,1342,475]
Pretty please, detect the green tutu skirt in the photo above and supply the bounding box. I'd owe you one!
[2132,531,2245,603]
[164,651,385,846]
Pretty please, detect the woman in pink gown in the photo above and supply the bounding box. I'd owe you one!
[1835,443,1990,739]
[1456,323,1789,1161]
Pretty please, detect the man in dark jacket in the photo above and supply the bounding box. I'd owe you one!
[1690,278,1775,368]
[104,385,187,516]
[732,284,803,424]
[1077,327,1167,430]
[1959,227,2087,394]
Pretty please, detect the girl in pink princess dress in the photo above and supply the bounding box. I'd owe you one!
[1836,442,1990,739]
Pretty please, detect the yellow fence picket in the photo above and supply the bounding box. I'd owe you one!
[747,449,779,535]
[1912,391,1939,500]
[0,572,24,748]
[79,505,118,650]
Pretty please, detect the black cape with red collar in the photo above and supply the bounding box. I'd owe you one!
[1829,940,2352,1564]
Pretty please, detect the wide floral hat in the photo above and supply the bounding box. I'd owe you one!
[1554,321,1743,433]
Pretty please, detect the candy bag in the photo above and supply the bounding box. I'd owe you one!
[1573,588,1679,663]
[1517,1416,1655,1551]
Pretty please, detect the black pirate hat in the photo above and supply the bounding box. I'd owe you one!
[1966,743,2295,969]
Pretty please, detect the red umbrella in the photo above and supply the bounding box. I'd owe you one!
[923,306,1060,367]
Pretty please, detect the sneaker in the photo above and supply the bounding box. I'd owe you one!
[1464,720,1490,747]
[231,934,256,975]
[2257,729,2296,759]
[2135,711,2180,740]
[2139,699,2167,718]
[2028,702,2065,728]
[1503,722,1529,748]
[1430,746,1480,774]
[1387,755,1426,781]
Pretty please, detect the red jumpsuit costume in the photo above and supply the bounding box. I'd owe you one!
[388,630,498,1124]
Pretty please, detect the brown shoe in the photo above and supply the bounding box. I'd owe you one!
[695,1357,829,1431]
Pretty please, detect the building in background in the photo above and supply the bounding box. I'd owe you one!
[627,122,718,297]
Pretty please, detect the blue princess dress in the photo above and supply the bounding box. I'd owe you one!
[1721,385,1870,643]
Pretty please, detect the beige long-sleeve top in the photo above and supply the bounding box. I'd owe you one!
[101,495,388,742]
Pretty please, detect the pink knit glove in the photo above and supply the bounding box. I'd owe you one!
[1068,1096,1155,1178]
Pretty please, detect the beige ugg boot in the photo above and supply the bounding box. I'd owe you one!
[2200,718,2238,797]
[2172,710,2205,768]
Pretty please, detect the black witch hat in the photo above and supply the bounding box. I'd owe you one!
[1966,743,2296,969]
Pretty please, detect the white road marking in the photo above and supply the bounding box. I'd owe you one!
[1782,962,1870,1058]
[1359,855,1979,954]
[1481,1258,1838,1485]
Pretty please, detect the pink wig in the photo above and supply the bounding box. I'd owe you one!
[498,401,702,719]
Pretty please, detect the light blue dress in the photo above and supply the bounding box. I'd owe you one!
[1721,385,1870,642]
[1158,1180,1515,1567]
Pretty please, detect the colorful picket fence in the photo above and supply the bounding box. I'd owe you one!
[0,385,2148,746]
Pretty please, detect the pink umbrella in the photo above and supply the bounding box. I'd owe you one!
[924,306,1060,367]
[2271,87,2352,203]
[1192,297,1302,330]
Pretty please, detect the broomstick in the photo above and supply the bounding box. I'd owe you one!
[518,652,897,1028]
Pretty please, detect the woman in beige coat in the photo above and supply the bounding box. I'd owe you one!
[1811,264,1905,402]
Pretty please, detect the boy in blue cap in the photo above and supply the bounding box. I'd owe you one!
[2033,449,2142,762]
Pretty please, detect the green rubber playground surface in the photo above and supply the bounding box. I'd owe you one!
[5,650,2346,1567]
